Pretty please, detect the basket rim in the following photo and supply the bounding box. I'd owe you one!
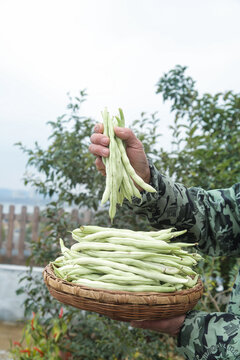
[43,263,204,306]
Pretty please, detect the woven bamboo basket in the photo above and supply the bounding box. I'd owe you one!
[43,264,204,322]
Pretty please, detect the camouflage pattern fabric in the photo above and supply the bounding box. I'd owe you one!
[227,269,240,316]
[127,161,240,359]
[178,310,240,359]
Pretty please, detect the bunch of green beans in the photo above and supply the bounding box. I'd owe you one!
[101,108,156,222]
[52,225,202,293]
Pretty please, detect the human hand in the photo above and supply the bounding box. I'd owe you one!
[130,315,186,337]
[89,123,151,189]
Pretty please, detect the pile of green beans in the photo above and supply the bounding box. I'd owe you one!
[52,225,202,293]
[101,108,156,222]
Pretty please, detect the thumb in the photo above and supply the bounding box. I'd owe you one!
[114,127,143,149]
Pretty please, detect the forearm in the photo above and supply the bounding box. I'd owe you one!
[128,161,206,249]
[130,161,199,231]
[128,160,240,256]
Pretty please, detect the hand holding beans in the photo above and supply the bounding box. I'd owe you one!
[89,119,151,188]
[89,109,156,221]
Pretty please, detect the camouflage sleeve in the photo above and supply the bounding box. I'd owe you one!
[129,160,240,257]
[177,310,240,359]
[128,160,240,358]
[177,269,240,359]
[227,269,240,315]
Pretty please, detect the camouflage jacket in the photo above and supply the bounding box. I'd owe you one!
[129,161,240,360]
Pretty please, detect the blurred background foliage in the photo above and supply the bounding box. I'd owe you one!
[12,65,240,359]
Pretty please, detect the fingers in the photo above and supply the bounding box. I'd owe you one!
[131,319,169,332]
[89,126,109,158]
[89,123,144,179]
[95,156,106,176]
[130,315,186,337]
[94,123,104,133]
[114,126,143,149]
[90,133,109,146]
[89,123,109,176]
[89,143,109,158]
[91,124,140,151]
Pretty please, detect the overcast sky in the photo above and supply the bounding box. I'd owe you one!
[0,0,240,190]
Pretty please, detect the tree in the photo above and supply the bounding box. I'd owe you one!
[156,65,240,189]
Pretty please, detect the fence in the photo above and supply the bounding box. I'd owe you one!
[0,204,92,265]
